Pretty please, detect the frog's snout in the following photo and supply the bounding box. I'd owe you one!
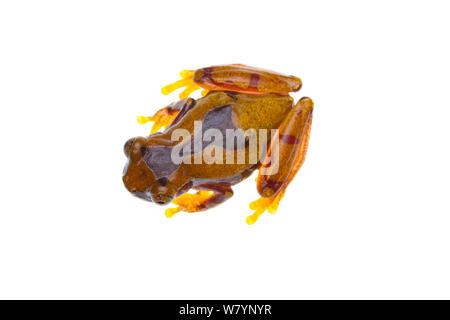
[152,194,173,205]
[149,178,176,205]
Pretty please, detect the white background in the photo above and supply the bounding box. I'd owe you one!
[1,1,449,299]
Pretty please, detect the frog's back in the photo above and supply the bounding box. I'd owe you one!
[159,91,293,184]
[165,91,293,136]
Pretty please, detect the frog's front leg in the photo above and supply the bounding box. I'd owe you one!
[137,97,194,134]
[161,64,302,98]
[165,184,234,218]
[247,97,314,225]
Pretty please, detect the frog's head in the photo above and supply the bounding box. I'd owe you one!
[122,136,179,205]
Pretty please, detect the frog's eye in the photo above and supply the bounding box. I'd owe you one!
[124,137,136,156]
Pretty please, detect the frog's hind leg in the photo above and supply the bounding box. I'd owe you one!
[165,184,233,218]
[137,97,194,134]
[192,64,302,95]
[161,64,302,99]
[161,69,208,99]
[247,97,313,225]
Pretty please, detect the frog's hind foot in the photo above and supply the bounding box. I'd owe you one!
[161,69,208,99]
[247,191,285,225]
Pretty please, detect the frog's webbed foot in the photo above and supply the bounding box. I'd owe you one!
[247,97,313,225]
[247,191,286,225]
[165,184,233,218]
[161,70,208,99]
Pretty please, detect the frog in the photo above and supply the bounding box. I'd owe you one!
[122,64,314,224]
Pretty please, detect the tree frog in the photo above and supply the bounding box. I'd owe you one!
[123,64,313,224]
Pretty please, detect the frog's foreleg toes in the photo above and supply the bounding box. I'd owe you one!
[136,115,151,124]
[164,191,213,219]
[165,206,182,218]
[137,108,177,134]
[137,114,163,134]
[161,69,203,99]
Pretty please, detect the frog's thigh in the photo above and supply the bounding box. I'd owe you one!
[137,98,194,134]
[165,184,233,218]
[247,97,314,225]
[193,64,302,95]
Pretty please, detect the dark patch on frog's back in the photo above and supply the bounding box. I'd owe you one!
[141,104,240,179]
[201,104,249,150]
[202,104,236,134]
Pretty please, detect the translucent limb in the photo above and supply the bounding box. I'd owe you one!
[165,191,213,218]
[246,191,285,225]
[137,108,177,134]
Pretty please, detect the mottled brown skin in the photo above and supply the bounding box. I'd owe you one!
[123,64,313,217]
[123,91,292,202]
